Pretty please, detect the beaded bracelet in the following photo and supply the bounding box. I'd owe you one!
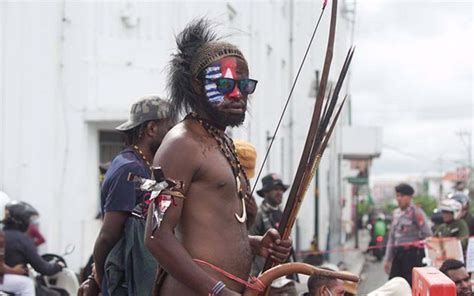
[209,281,226,295]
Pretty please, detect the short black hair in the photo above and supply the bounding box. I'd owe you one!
[395,183,414,196]
[307,268,337,295]
[440,259,465,275]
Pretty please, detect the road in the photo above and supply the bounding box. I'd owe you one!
[357,254,388,294]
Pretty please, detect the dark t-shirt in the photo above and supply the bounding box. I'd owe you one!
[100,148,150,215]
[4,229,62,275]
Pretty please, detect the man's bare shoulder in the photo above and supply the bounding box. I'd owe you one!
[155,120,210,161]
[163,121,205,147]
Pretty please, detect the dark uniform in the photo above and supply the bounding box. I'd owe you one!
[434,219,469,251]
[385,204,432,286]
[250,201,296,295]
[462,212,474,236]
[250,200,282,275]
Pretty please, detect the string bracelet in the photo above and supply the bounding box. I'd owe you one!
[209,280,226,295]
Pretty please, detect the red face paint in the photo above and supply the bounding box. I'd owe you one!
[219,57,240,100]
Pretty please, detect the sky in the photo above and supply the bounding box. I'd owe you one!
[350,0,473,178]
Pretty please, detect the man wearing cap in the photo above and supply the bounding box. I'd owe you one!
[79,95,174,296]
[384,183,432,286]
[145,19,292,296]
[250,173,297,295]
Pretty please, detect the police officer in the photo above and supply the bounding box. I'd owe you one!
[434,199,469,252]
[383,183,432,286]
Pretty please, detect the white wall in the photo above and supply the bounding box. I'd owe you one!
[0,0,354,271]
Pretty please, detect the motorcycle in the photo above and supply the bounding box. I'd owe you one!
[372,232,386,261]
[367,215,388,261]
[0,245,79,296]
[34,244,79,295]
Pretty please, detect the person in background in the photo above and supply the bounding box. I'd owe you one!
[434,198,469,252]
[384,183,432,286]
[439,259,471,296]
[1,201,64,295]
[250,173,296,295]
[80,96,174,296]
[305,270,346,296]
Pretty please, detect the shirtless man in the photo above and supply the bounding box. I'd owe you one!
[145,19,292,295]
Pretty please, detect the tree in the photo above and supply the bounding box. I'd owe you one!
[413,195,437,215]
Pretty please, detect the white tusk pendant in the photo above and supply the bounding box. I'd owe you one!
[234,197,247,223]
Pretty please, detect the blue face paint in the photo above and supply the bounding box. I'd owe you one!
[204,65,224,104]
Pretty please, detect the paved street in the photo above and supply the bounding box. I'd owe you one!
[357,254,388,294]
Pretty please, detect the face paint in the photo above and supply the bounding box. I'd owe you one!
[204,57,239,104]
[204,66,224,104]
[220,57,239,100]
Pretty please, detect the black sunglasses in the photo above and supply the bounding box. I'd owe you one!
[207,78,258,96]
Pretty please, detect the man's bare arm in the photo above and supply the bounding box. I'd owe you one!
[93,211,129,284]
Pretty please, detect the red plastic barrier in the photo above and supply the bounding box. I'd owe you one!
[412,267,456,296]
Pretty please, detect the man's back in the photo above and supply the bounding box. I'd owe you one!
[100,148,150,214]
[4,229,61,276]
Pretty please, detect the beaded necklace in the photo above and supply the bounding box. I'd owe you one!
[186,112,250,223]
[132,145,152,167]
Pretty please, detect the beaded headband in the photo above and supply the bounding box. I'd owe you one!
[191,41,247,78]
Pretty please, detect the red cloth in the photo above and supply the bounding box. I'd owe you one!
[27,224,45,247]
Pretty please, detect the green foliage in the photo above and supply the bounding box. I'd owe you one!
[382,200,398,213]
[357,199,372,216]
[413,195,438,215]
[468,196,474,214]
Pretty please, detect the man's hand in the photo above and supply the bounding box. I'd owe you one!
[78,263,101,296]
[257,228,292,263]
[78,277,101,296]
[383,260,391,274]
[11,264,28,275]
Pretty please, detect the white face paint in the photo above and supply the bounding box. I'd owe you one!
[204,65,224,104]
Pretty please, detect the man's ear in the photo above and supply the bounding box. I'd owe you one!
[146,121,158,137]
[321,286,330,296]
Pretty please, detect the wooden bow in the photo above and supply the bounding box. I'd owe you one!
[260,0,355,276]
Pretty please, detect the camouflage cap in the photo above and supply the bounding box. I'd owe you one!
[116,95,170,132]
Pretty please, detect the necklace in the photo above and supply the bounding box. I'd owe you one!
[132,145,152,167]
[187,113,250,223]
